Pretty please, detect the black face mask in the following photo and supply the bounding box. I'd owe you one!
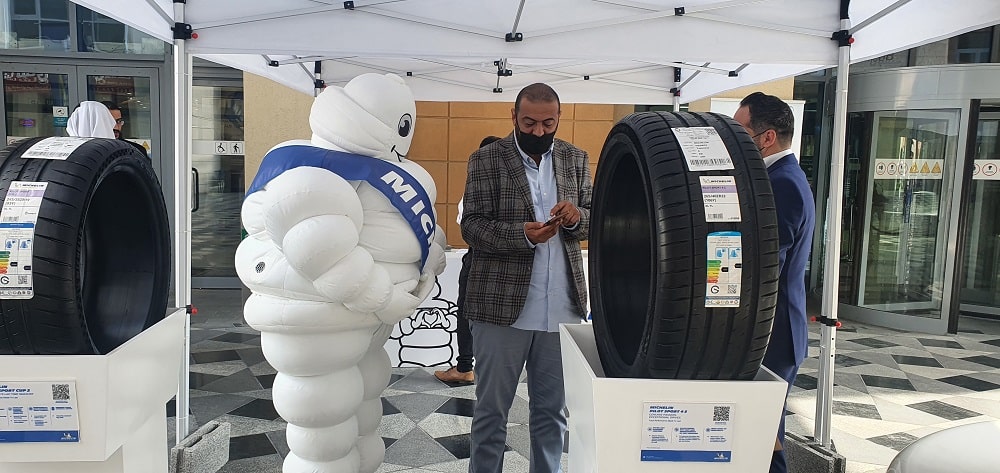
[517,129,556,155]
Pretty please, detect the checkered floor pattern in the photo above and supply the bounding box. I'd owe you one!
[176,290,1000,473]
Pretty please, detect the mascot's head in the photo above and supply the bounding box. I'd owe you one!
[309,73,416,162]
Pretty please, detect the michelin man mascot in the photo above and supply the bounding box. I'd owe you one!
[235,73,447,473]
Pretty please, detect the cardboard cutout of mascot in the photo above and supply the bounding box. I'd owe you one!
[236,73,447,473]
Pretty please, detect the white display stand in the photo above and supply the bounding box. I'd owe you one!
[0,308,186,473]
[560,323,788,473]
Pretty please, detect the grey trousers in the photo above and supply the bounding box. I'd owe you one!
[468,321,566,473]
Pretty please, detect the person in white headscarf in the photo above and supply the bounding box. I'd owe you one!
[66,101,116,138]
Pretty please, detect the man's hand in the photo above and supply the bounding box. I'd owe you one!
[549,201,581,227]
[525,221,560,244]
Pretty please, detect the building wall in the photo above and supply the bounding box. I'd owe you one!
[244,71,631,248]
[243,72,314,182]
[687,77,796,111]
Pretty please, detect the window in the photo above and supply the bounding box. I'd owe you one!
[76,6,164,54]
[3,0,71,51]
[0,1,165,54]
[952,27,993,64]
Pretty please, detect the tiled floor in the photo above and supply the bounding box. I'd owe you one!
[177,290,1000,473]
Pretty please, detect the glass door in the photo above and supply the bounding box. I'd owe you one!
[190,83,244,288]
[1,64,78,144]
[959,113,1000,316]
[76,66,160,166]
[856,110,961,319]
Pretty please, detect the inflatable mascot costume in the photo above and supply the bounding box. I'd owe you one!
[236,73,447,473]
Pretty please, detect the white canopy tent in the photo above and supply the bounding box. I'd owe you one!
[68,0,1000,451]
[70,0,1000,103]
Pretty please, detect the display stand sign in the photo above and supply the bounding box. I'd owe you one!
[0,381,80,443]
[640,402,734,462]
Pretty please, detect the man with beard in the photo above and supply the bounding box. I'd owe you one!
[461,83,592,473]
[101,100,149,158]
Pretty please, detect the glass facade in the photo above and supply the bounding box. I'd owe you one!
[2,1,246,288]
[2,0,70,51]
[76,6,164,54]
[0,0,163,54]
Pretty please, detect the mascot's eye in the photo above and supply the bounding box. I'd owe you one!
[255,261,266,273]
[398,114,412,137]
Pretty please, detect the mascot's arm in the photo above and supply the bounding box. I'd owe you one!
[375,223,447,325]
[258,166,394,313]
[460,152,534,254]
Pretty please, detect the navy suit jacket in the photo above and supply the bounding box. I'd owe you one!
[762,154,816,377]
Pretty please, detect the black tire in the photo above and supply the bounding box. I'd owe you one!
[0,137,170,355]
[590,112,780,380]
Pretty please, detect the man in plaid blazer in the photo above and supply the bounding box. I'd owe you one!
[461,83,592,473]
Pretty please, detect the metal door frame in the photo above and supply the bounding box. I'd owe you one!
[954,108,1000,323]
[75,65,162,178]
[190,77,243,290]
[0,62,81,141]
[841,102,971,334]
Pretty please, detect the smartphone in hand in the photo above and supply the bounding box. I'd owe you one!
[543,213,563,227]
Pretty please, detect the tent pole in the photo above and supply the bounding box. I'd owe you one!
[173,0,193,442]
[814,1,851,448]
[672,66,681,112]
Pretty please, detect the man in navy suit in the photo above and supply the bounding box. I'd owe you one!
[734,92,816,473]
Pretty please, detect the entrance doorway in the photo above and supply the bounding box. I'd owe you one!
[959,110,1000,318]
[839,108,963,333]
[1,63,161,169]
[191,83,244,289]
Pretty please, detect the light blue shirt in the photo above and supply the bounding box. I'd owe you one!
[512,135,580,333]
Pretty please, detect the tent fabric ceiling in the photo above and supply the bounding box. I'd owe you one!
[209,54,826,104]
[72,0,1000,103]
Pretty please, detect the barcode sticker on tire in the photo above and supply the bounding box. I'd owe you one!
[52,384,70,401]
[672,127,735,171]
[700,176,742,222]
[20,137,91,160]
[713,405,731,422]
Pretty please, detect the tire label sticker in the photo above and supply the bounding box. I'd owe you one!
[0,181,47,299]
[20,137,91,160]
[640,402,733,462]
[699,176,742,222]
[672,127,735,171]
[0,381,80,443]
[706,231,742,308]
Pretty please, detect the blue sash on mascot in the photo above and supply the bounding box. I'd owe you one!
[246,145,435,270]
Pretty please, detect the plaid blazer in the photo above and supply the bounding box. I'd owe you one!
[460,133,593,326]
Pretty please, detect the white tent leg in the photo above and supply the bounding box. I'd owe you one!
[173,0,193,442]
[814,15,851,448]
